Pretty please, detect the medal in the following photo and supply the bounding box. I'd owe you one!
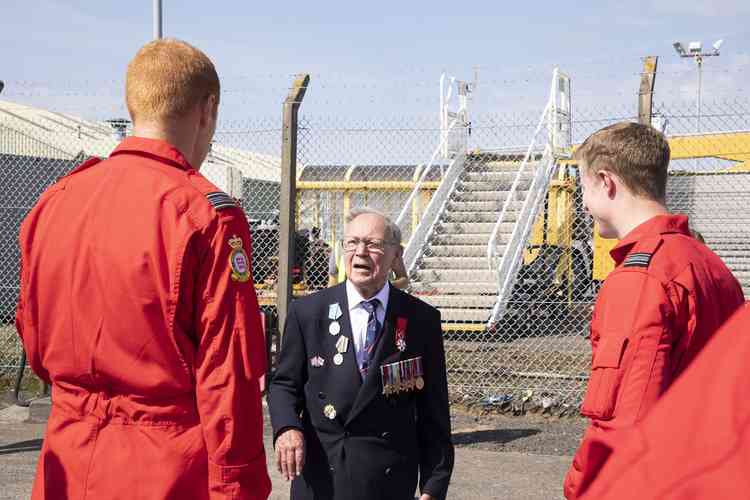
[323,404,337,419]
[328,303,342,320]
[329,321,341,335]
[335,336,349,353]
[333,353,343,365]
[395,317,408,352]
[415,357,424,390]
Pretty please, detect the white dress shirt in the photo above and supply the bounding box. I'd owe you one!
[345,280,390,357]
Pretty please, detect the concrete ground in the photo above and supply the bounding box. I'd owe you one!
[0,403,580,500]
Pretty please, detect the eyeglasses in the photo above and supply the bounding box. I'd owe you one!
[341,237,396,253]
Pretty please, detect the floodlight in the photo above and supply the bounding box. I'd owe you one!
[688,41,702,54]
[713,39,724,52]
[673,42,686,55]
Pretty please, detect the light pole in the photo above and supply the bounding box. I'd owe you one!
[153,0,163,39]
[673,39,723,136]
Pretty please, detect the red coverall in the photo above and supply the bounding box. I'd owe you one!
[16,137,271,499]
[578,303,750,499]
[564,214,744,499]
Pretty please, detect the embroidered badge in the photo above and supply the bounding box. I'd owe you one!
[206,191,238,210]
[624,252,652,268]
[395,317,408,352]
[228,235,251,282]
[310,356,325,368]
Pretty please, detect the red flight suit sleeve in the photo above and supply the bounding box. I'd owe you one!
[564,268,683,499]
[192,209,271,500]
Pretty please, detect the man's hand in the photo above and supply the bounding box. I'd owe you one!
[419,494,435,500]
[275,428,306,481]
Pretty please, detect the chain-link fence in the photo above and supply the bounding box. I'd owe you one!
[2,60,750,413]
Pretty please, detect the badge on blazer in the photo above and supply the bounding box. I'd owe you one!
[323,404,337,419]
[310,356,325,368]
[228,235,251,282]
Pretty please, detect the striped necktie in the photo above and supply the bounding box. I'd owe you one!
[358,298,381,379]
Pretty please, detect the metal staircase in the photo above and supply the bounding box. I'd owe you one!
[399,68,571,329]
[409,157,539,324]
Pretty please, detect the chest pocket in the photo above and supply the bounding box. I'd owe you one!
[581,336,629,420]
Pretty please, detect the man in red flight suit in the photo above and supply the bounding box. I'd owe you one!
[577,303,750,499]
[16,39,271,499]
[563,122,744,499]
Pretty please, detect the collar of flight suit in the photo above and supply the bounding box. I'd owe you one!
[609,214,691,266]
[109,136,196,172]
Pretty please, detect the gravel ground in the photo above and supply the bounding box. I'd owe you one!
[0,398,585,500]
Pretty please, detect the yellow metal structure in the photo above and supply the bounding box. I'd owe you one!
[525,165,577,296]
[591,130,750,281]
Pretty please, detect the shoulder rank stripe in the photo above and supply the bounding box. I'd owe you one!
[624,252,652,268]
[206,191,238,210]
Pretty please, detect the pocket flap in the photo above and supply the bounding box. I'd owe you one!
[592,336,628,368]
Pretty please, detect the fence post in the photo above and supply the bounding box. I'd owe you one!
[638,56,658,125]
[277,74,310,338]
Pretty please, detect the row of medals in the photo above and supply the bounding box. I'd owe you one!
[323,303,345,420]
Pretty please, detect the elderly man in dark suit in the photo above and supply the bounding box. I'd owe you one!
[268,207,454,500]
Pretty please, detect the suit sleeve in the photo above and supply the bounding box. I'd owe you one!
[417,308,455,500]
[267,301,308,442]
[192,210,271,500]
[564,269,679,499]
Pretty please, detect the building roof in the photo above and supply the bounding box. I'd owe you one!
[0,100,282,182]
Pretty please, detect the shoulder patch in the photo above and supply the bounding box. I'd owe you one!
[623,252,652,268]
[206,191,238,211]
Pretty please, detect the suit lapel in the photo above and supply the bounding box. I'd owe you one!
[325,284,361,424]
[346,286,405,425]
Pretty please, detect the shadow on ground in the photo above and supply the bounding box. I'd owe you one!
[0,438,43,455]
[452,428,540,446]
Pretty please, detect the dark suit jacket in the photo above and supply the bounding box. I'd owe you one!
[268,283,454,500]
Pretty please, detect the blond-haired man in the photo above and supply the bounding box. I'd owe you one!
[564,122,744,498]
[16,39,271,499]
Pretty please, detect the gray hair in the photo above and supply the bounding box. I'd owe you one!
[345,206,402,245]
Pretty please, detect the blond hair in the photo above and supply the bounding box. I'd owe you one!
[126,39,219,123]
[575,122,670,201]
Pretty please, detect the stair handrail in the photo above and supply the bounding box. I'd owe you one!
[486,99,552,270]
[487,148,556,326]
[394,115,460,229]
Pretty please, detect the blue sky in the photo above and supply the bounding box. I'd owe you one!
[2,0,749,123]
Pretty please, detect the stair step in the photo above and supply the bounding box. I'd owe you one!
[472,161,539,173]
[430,233,506,246]
[458,178,533,192]
[423,245,497,257]
[411,281,498,294]
[435,221,516,234]
[443,211,519,223]
[447,199,523,212]
[420,256,490,270]
[418,294,498,309]
[462,171,535,183]
[414,269,497,282]
[452,190,530,202]
[434,307,492,323]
